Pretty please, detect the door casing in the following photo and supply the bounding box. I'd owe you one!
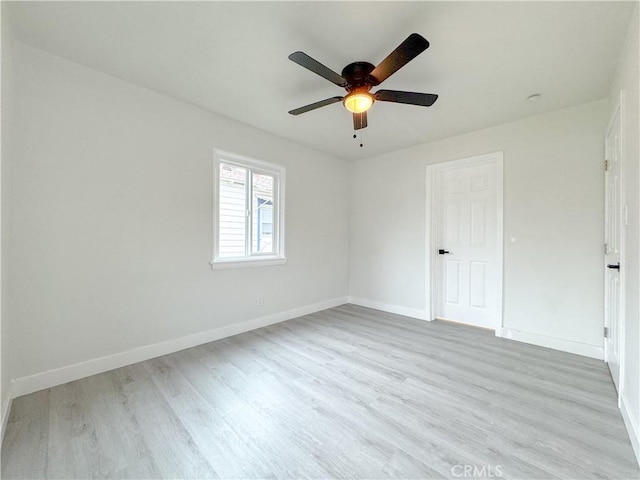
[426,151,504,334]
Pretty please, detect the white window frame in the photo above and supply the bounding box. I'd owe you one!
[211,149,286,270]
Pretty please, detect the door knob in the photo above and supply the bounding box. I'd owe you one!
[438,249,451,255]
[607,263,620,270]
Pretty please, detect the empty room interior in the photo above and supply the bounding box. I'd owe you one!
[1,1,639,479]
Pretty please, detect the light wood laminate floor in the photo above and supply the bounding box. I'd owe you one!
[2,304,639,479]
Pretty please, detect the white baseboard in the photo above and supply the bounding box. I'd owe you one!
[11,297,349,399]
[1,382,13,442]
[620,391,640,466]
[500,327,603,359]
[349,298,602,360]
[348,296,429,321]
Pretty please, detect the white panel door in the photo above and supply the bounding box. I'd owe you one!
[604,107,622,391]
[435,162,498,328]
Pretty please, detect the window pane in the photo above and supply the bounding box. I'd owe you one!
[252,173,274,254]
[219,163,247,258]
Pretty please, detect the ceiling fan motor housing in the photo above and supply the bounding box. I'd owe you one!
[341,62,376,91]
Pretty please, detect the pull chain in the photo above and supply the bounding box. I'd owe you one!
[352,124,364,148]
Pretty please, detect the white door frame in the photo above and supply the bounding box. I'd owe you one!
[604,90,626,401]
[425,151,504,335]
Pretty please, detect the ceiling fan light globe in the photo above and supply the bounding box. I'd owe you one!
[344,93,373,113]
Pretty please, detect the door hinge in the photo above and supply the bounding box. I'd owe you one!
[604,327,609,338]
[604,243,608,255]
[604,160,609,171]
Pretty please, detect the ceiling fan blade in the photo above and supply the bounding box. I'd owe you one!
[288,96,344,115]
[375,90,438,107]
[288,51,348,87]
[370,34,430,85]
[353,112,368,130]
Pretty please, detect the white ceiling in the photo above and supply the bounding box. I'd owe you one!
[8,1,636,160]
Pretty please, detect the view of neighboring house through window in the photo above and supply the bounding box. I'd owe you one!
[218,163,247,257]
[213,151,285,268]
[252,173,274,254]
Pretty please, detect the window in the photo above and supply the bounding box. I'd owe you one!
[212,150,286,269]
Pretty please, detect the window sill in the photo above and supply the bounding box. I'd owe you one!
[210,256,287,271]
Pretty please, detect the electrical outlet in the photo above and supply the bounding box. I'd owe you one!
[257,295,264,306]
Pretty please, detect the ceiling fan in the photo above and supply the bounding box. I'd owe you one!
[288,33,438,132]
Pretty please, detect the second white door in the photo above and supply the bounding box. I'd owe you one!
[604,101,623,391]
[433,157,500,329]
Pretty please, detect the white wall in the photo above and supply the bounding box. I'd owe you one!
[350,100,608,354]
[609,5,640,462]
[1,3,15,429]
[9,43,349,383]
